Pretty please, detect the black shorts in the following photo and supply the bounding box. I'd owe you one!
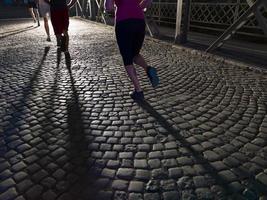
[115,19,145,66]
[28,2,37,8]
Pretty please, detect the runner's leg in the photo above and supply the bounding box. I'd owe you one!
[28,7,36,22]
[44,16,50,40]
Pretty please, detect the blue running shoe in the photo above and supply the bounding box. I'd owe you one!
[147,66,159,87]
[130,90,144,101]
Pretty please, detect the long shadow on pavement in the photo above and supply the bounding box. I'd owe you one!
[1,46,50,136]
[65,53,86,147]
[0,25,37,39]
[0,47,50,197]
[64,53,99,198]
[137,100,267,198]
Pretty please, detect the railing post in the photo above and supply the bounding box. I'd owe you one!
[159,0,161,26]
[175,0,190,44]
[89,0,97,20]
[175,0,183,43]
[75,2,79,16]
[182,0,191,43]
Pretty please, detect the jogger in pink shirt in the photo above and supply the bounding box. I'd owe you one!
[105,0,159,101]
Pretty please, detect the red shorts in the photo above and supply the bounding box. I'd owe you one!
[50,8,69,35]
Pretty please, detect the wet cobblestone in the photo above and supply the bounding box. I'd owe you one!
[0,18,267,200]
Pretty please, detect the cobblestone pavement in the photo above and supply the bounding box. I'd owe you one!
[0,18,267,200]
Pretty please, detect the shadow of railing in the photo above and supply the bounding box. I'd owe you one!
[137,100,267,198]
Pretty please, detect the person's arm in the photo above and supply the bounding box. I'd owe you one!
[140,0,152,9]
[105,0,114,12]
[68,0,77,9]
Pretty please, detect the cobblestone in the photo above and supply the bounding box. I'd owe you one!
[128,181,145,192]
[0,18,267,200]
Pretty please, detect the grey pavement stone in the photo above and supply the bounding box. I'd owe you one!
[121,159,134,168]
[103,151,118,159]
[0,178,16,192]
[168,167,183,178]
[33,169,49,182]
[218,170,238,182]
[114,191,127,200]
[112,180,129,190]
[135,169,151,181]
[129,193,143,200]
[162,158,178,168]
[128,181,145,192]
[251,156,267,168]
[107,160,120,169]
[144,193,161,200]
[228,181,245,193]
[0,187,18,200]
[25,184,43,200]
[148,159,161,169]
[42,190,57,200]
[182,166,197,176]
[14,172,27,182]
[177,157,194,165]
[117,168,135,180]
[100,143,112,151]
[119,152,134,159]
[193,164,208,175]
[146,180,160,192]
[223,156,241,167]
[163,150,178,158]
[160,179,177,191]
[177,176,194,189]
[0,170,12,180]
[152,168,168,179]
[113,144,124,152]
[193,176,209,188]
[203,150,221,161]
[134,159,148,169]
[135,152,147,159]
[125,144,138,152]
[11,161,26,172]
[138,144,151,152]
[101,168,116,179]
[195,188,213,200]
[256,172,267,186]
[152,144,165,151]
[162,191,180,200]
[41,177,57,188]
[149,151,163,159]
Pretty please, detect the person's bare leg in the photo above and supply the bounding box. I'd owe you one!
[133,54,149,72]
[44,16,50,40]
[134,53,159,87]
[28,8,36,22]
[33,8,40,26]
[125,65,142,92]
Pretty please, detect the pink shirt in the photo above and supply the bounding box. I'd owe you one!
[114,0,144,22]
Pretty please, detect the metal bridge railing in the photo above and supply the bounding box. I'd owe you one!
[71,0,267,40]
[147,0,266,38]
